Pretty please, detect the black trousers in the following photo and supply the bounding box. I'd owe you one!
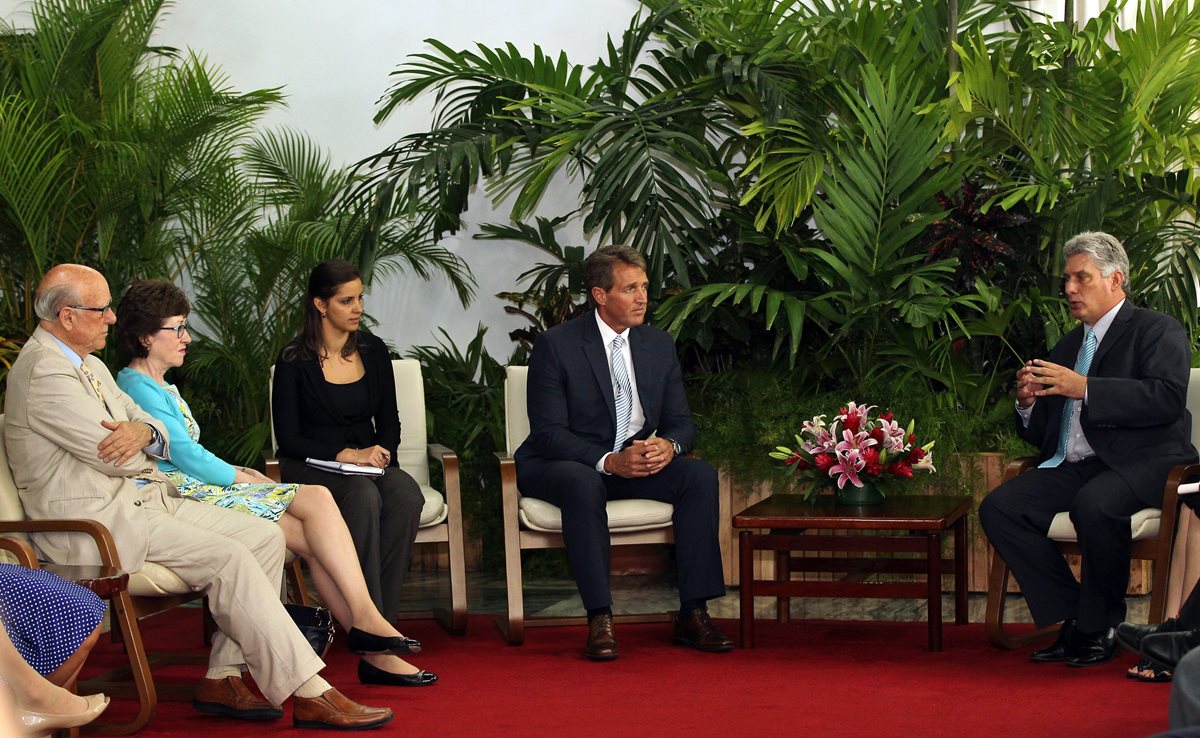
[519,456,725,611]
[979,456,1157,633]
[280,459,424,621]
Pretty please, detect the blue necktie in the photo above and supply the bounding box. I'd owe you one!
[611,335,632,453]
[1039,328,1097,469]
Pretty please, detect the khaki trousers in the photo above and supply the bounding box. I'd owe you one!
[141,490,324,705]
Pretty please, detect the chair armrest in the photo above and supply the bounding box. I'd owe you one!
[495,452,521,526]
[0,536,38,567]
[262,451,281,483]
[0,518,125,570]
[1003,456,1038,483]
[427,443,463,511]
[1158,463,1200,539]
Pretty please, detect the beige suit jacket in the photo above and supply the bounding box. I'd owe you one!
[2,326,179,570]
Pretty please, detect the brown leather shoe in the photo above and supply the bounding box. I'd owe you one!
[193,676,282,721]
[585,613,618,661]
[292,687,393,730]
[674,608,735,652]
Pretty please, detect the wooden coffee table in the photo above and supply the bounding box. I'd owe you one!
[733,493,971,651]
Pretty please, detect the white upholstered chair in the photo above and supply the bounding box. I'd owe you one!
[267,359,467,634]
[985,367,1200,648]
[496,365,675,645]
[0,414,211,734]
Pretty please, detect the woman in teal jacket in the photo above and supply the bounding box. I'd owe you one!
[114,280,435,688]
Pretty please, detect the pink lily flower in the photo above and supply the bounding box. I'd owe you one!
[829,447,866,488]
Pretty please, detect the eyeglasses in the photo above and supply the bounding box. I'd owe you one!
[68,303,113,315]
[156,323,190,339]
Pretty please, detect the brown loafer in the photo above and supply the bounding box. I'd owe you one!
[674,608,734,653]
[585,613,618,661]
[193,676,282,721]
[292,687,393,730]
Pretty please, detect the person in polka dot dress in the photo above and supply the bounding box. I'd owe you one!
[0,564,105,683]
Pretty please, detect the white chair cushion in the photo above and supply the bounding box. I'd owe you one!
[1047,507,1161,542]
[128,561,194,597]
[418,485,447,527]
[518,497,673,533]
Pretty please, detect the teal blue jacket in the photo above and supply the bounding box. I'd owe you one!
[117,368,236,487]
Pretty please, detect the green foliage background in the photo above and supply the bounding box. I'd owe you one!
[3,0,1200,576]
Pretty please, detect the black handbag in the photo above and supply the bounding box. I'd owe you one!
[284,603,335,659]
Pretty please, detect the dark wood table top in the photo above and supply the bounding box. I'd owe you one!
[733,493,972,531]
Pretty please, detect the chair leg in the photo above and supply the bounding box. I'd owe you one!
[985,547,1057,650]
[444,536,468,636]
[496,459,525,645]
[500,544,525,646]
[287,558,311,606]
[84,591,156,735]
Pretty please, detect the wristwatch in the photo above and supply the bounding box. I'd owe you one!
[665,437,682,456]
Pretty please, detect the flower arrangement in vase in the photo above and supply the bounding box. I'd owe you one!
[769,402,936,504]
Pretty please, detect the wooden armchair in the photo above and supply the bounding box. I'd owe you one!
[0,414,211,734]
[267,359,468,634]
[985,367,1200,648]
[495,366,675,645]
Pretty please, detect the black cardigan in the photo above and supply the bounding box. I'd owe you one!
[272,333,401,462]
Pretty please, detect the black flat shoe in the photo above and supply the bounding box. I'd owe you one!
[347,627,421,655]
[357,658,438,687]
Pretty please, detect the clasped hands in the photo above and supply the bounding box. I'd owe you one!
[1016,359,1087,408]
[336,445,392,468]
[603,438,675,478]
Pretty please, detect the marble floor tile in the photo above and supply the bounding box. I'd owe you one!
[397,571,1152,625]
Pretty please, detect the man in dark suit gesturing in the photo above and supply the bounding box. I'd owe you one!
[515,245,732,661]
[980,231,1196,668]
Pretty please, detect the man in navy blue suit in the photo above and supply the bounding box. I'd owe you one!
[515,245,731,661]
[980,231,1196,668]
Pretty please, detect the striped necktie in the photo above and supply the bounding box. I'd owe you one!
[79,362,105,404]
[1039,328,1098,469]
[611,334,632,453]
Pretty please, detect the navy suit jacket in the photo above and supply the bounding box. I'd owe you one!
[1020,301,1197,503]
[515,311,696,488]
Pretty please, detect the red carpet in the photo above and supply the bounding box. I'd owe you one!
[81,611,1169,737]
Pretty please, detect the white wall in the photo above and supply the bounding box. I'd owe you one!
[0,0,641,360]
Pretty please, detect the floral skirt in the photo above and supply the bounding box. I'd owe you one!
[165,471,298,523]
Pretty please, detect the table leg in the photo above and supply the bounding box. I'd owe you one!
[927,532,943,651]
[775,532,790,624]
[954,516,968,625]
[739,530,755,649]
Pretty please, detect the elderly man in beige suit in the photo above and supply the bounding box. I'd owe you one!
[2,264,392,731]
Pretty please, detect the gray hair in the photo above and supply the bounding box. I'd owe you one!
[33,282,80,322]
[1063,231,1130,289]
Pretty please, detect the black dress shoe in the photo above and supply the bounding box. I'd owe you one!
[585,614,618,661]
[1142,629,1200,671]
[1065,626,1119,667]
[1116,617,1182,655]
[1030,618,1077,663]
[673,608,734,653]
[357,658,438,687]
[347,627,422,655]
